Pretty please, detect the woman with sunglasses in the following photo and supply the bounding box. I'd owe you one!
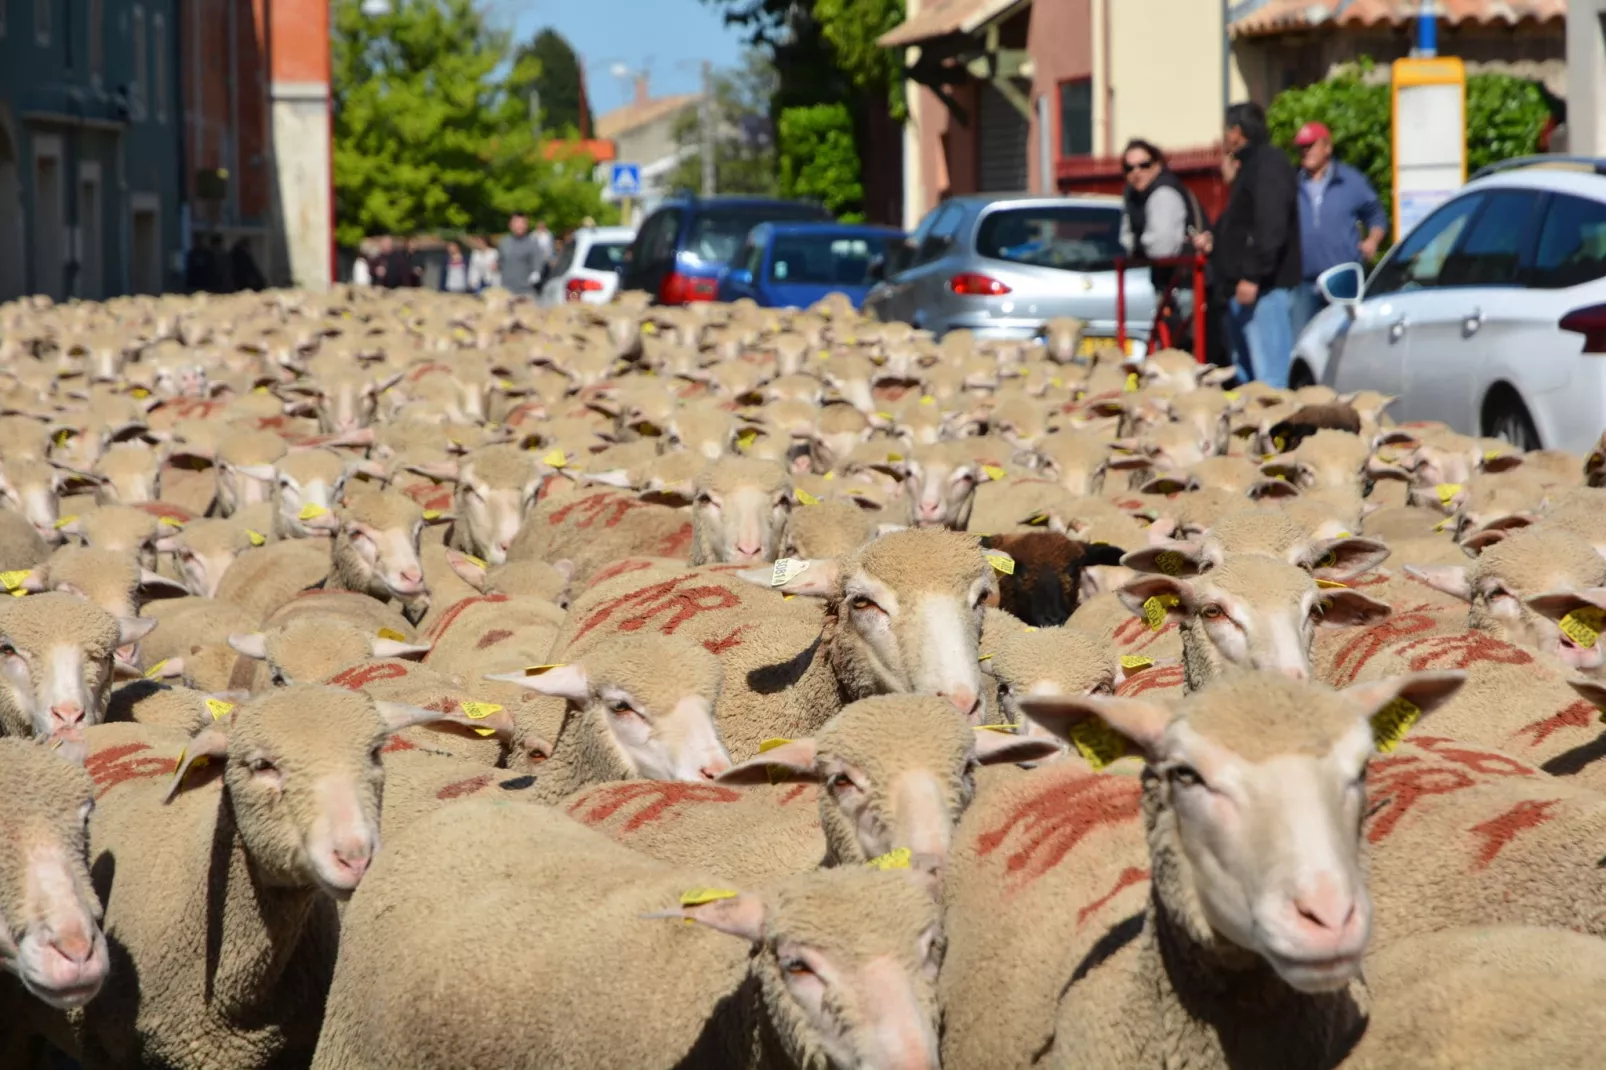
[1120,139,1205,350]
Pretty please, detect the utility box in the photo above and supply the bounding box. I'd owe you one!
[1391,56,1466,240]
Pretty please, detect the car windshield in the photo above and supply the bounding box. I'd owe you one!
[583,242,628,271]
[687,208,825,264]
[976,205,1123,271]
[768,235,882,286]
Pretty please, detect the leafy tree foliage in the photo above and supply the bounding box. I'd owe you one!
[778,103,864,220]
[665,50,780,197]
[510,28,594,136]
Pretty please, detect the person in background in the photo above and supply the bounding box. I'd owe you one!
[532,220,556,277]
[441,241,470,294]
[498,214,541,296]
[231,238,266,292]
[468,236,499,292]
[1198,101,1302,389]
[403,238,424,287]
[351,241,374,286]
[1291,120,1387,338]
[1120,138,1204,349]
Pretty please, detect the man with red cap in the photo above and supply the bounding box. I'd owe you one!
[1292,120,1387,337]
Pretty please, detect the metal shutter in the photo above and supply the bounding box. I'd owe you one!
[977,81,1030,192]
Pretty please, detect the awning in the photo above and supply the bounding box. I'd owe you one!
[878,0,1030,48]
[1230,0,1563,39]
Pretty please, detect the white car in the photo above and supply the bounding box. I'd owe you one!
[1291,159,1606,453]
[537,225,636,307]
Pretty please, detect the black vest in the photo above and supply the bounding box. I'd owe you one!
[1124,169,1205,261]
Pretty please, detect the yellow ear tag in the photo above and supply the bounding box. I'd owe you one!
[205,698,234,720]
[460,700,503,737]
[920,395,935,406]
[1370,697,1422,754]
[522,664,565,676]
[1050,377,1063,388]
[298,503,328,521]
[1335,530,1353,539]
[795,488,821,506]
[422,509,442,521]
[144,659,169,679]
[1273,435,1287,452]
[1142,594,1178,631]
[679,887,738,907]
[377,628,408,642]
[981,464,1006,480]
[977,652,994,661]
[542,449,569,468]
[885,452,904,463]
[130,387,149,399]
[1433,517,1453,533]
[1482,449,1504,463]
[822,470,835,481]
[758,738,793,753]
[640,322,658,335]
[985,552,1015,575]
[1124,373,1139,393]
[1068,718,1132,770]
[1154,551,1186,576]
[1024,510,1049,526]
[0,570,31,592]
[1559,608,1606,649]
[54,429,70,447]
[875,411,895,421]
[736,428,759,449]
[1315,578,1349,589]
[1223,390,1240,400]
[159,516,185,529]
[1435,482,1463,506]
[54,515,77,530]
[1120,654,1155,670]
[246,529,267,546]
[977,722,1016,733]
[866,847,912,871]
[770,558,811,587]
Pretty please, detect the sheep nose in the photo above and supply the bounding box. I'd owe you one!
[398,567,423,587]
[331,848,371,880]
[1278,664,1310,682]
[940,688,980,719]
[734,541,763,558]
[50,703,85,728]
[698,756,732,781]
[1293,890,1356,935]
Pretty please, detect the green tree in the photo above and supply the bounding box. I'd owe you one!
[665,50,780,197]
[510,28,594,136]
[812,0,905,118]
[777,103,863,219]
[332,0,611,246]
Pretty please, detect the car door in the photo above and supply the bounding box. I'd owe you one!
[721,230,766,303]
[901,203,968,331]
[1327,192,1486,401]
[1399,189,1544,430]
[870,206,948,324]
[623,208,683,298]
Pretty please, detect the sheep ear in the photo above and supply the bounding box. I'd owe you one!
[1459,528,1509,554]
[1524,587,1606,623]
[1247,478,1302,501]
[372,637,432,660]
[583,468,635,489]
[1117,574,1192,621]
[1105,452,1153,473]
[1365,457,1412,482]
[405,461,460,483]
[1307,536,1391,580]
[117,617,158,646]
[1015,693,1171,761]
[1480,452,1524,474]
[138,569,190,597]
[971,728,1064,765]
[372,699,514,737]
[445,549,488,591]
[734,559,840,598]
[1121,543,1205,578]
[235,463,279,483]
[164,723,229,803]
[1566,678,1606,711]
[648,892,765,943]
[227,632,269,660]
[1342,671,1467,745]
[1197,365,1236,388]
[1316,589,1393,628]
[1402,564,1472,602]
[715,739,819,785]
[483,664,589,702]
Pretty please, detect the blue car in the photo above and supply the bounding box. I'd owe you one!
[718,222,907,309]
[619,195,832,305]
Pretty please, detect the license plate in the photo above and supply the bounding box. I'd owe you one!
[1078,335,1141,357]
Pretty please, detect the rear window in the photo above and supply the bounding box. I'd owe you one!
[975,205,1124,271]
[769,236,883,286]
[687,207,829,265]
[583,242,628,272]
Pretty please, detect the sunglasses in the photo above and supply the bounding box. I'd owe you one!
[1122,159,1155,174]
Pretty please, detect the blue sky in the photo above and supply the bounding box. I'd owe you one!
[509,0,747,114]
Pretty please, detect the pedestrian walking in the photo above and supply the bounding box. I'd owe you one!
[1120,138,1205,349]
[1291,121,1387,338]
[468,236,499,291]
[351,241,374,286]
[1201,102,1302,389]
[533,220,556,276]
[498,214,542,296]
[441,241,470,294]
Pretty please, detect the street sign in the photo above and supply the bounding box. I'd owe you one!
[1391,57,1466,241]
[608,163,641,199]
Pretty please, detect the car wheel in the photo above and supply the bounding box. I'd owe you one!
[1484,393,1542,452]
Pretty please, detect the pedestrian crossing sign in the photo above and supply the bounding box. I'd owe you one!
[609,164,642,198]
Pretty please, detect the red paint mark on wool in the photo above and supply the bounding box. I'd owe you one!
[380,735,418,754]
[1364,757,1473,844]
[566,781,743,833]
[654,522,694,559]
[86,743,177,799]
[547,492,654,531]
[1112,615,1176,651]
[328,662,409,691]
[976,773,1142,891]
[426,594,510,643]
[1515,700,1597,748]
[1389,631,1531,673]
[574,576,741,643]
[702,626,746,655]
[1117,663,1183,698]
[1410,735,1536,778]
[1328,604,1444,685]
[476,629,513,649]
[436,774,494,801]
[1078,866,1150,927]
[779,784,815,806]
[1468,799,1560,871]
[589,559,655,587]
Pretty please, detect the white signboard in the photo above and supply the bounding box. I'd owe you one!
[1392,60,1466,240]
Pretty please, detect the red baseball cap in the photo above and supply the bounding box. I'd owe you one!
[1294,121,1332,147]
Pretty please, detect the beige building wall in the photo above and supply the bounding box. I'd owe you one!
[1106,0,1231,153]
[271,82,332,290]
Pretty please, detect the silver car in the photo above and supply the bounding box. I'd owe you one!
[537,225,637,307]
[863,193,1156,354]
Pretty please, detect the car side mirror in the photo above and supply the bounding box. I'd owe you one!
[867,255,886,282]
[729,268,753,287]
[1318,262,1365,311]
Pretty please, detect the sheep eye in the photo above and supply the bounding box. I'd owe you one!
[826,773,859,796]
[850,596,881,614]
[696,494,716,508]
[607,699,637,717]
[0,642,19,658]
[1199,605,1224,620]
[1092,681,1115,696]
[248,758,277,774]
[369,744,384,764]
[1168,764,1204,789]
[781,958,815,978]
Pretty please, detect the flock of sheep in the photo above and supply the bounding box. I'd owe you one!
[3,283,1606,1069]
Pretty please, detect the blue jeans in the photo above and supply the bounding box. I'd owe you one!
[1290,281,1327,343]
[1224,286,1296,389]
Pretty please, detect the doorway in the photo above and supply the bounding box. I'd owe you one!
[77,165,103,300]
[0,121,22,300]
[130,195,160,294]
[32,141,63,300]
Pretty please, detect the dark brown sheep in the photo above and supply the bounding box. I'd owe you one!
[980,531,1129,627]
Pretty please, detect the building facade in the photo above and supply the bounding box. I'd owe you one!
[595,75,701,223]
[0,0,185,301]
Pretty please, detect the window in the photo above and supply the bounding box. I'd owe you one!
[583,242,628,272]
[1059,79,1092,158]
[152,13,166,120]
[1367,193,1485,296]
[35,0,49,44]
[549,239,577,277]
[88,0,102,82]
[915,204,966,265]
[1527,194,1606,290]
[1438,190,1540,287]
[976,205,1123,271]
[131,6,146,118]
[639,209,682,266]
[768,236,877,286]
[687,206,825,265]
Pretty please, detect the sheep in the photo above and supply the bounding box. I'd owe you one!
[71,687,495,1070]
[981,622,1127,747]
[409,444,547,564]
[155,516,262,598]
[1125,509,1391,583]
[68,505,161,569]
[959,669,1466,1070]
[1257,427,1372,498]
[689,455,793,565]
[326,486,430,622]
[0,457,78,545]
[0,738,107,1011]
[0,592,154,757]
[89,442,163,504]
[509,487,692,586]
[270,447,353,539]
[136,596,262,692]
[0,508,51,570]
[311,802,942,1070]
[783,498,877,559]
[979,531,1130,626]
[212,538,332,620]
[1406,526,1606,673]
[888,439,997,530]
[421,591,564,680]
[1116,554,1392,689]
[213,429,288,517]
[226,615,431,690]
[29,545,184,673]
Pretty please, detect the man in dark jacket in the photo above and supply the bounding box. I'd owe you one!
[1198,102,1302,388]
